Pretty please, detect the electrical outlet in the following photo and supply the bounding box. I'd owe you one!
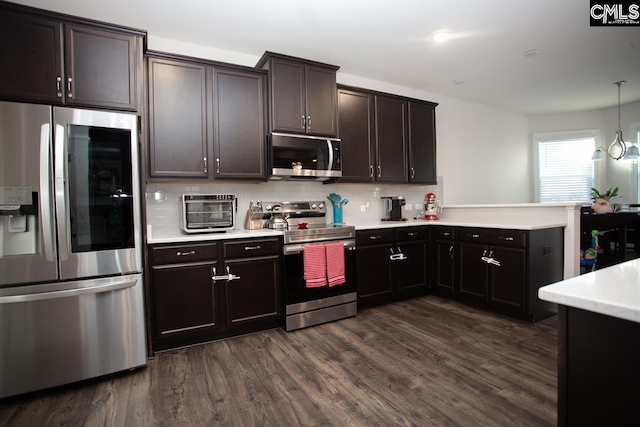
[405,204,412,210]
[360,204,367,212]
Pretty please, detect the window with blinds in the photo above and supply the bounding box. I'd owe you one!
[535,133,596,203]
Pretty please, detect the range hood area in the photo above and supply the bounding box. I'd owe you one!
[268,133,342,181]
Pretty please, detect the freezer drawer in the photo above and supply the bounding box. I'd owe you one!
[0,273,147,398]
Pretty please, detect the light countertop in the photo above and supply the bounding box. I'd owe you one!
[147,218,566,244]
[539,259,640,323]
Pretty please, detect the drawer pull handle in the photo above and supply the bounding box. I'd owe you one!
[244,245,261,251]
[407,232,418,236]
[443,232,451,236]
[370,235,382,240]
[177,250,195,256]
[499,236,515,241]
[469,234,480,238]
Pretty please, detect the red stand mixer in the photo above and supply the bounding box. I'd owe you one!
[423,192,442,220]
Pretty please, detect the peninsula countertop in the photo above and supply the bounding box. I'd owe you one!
[539,259,640,323]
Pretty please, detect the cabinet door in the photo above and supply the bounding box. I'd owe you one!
[270,58,306,134]
[152,262,219,340]
[0,11,63,104]
[357,244,394,302]
[338,88,374,181]
[458,242,489,300]
[148,57,209,178]
[305,65,337,136]
[375,96,408,182]
[433,239,455,292]
[212,67,266,179]
[488,246,526,310]
[65,24,138,110]
[396,240,428,294]
[223,256,281,326]
[408,101,436,184]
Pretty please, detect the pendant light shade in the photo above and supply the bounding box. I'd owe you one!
[591,81,637,161]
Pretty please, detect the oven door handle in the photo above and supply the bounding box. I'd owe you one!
[283,239,356,255]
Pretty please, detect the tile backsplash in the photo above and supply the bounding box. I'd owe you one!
[146,178,443,234]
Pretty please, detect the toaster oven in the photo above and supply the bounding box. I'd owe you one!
[182,194,236,233]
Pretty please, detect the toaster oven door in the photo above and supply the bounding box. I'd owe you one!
[182,197,235,233]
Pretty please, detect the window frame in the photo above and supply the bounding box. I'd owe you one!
[533,129,600,203]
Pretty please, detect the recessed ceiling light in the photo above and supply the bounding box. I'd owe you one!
[432,30,451,43]
[453,79,465,85]
[523,49,540,57]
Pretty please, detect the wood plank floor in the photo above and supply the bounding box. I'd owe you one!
[0,295,557,426]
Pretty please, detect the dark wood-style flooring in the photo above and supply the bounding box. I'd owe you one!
[0,295,557,426]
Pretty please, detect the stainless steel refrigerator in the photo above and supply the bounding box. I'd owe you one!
[0,101,146,398]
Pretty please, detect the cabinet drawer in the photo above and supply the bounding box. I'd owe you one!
[458,228,526,247]
[396,227,429,242]
[432,227,455,241]
[151,243,218,265]
[224,238,281,259]
[356,229,395,246]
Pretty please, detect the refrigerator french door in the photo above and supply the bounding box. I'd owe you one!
[0,102,146,399]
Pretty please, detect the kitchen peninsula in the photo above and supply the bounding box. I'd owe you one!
[539,261,640,426]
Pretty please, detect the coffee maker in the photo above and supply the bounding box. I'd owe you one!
[381,196,407,221]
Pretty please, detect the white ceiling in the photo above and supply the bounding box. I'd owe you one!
[11,0,640,114]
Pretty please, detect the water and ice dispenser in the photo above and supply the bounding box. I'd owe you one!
[0,187,38,257]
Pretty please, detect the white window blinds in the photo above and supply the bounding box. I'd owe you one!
[537,135,595,202]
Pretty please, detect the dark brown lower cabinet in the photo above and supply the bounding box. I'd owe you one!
[356,227,429,308]
[223,255,280,326]
[149,237,282,352]
[558,306,640,426]
[431,227,455,292]
[455,227,562,321]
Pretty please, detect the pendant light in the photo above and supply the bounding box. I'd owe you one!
[592,81,637,161]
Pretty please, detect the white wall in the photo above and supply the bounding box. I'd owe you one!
[529,100,640,204]
[148,36,533,206]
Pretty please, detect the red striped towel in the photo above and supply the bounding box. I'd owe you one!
[304,244,327,288]
[326,242,346,287]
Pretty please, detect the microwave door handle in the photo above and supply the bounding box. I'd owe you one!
[39,123,55,262]
[54,123,69,261]
[327,140,333,171]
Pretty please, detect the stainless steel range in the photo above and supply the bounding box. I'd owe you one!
[264,201,357,331]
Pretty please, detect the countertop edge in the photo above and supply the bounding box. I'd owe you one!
[539,259,640,324]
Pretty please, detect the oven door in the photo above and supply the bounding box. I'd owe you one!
[282,239,357,330]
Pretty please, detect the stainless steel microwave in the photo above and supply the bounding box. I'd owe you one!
[268,133,342,181]
[182,194,236,233]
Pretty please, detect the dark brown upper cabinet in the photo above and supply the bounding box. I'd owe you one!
[257,52,339,137]
[408,101,437,184]
[0,2,144,111]
[337,84,437,184]
[211,67,266,180]
[337,88,375,181]
[148,56,209,179]
[375,95,408,182]
[147,52,267,180]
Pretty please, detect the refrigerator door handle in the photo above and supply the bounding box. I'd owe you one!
[39,124,55,262]
[0,278,137,304]
[54,123,69,261]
